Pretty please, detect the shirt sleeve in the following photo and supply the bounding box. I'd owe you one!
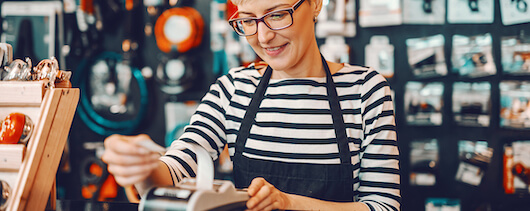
[357,69,401,211]
[160,72,235,184]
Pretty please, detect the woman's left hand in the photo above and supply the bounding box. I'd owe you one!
[246,177,290,211]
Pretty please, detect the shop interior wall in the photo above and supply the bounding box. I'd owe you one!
[347,2,530,211]
[2,0,530,210]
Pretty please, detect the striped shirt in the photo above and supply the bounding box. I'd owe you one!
[161,63,401,211]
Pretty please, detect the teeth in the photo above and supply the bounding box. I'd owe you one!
[266,46,281,51]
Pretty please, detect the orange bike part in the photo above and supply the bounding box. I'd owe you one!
[154,7,204,53]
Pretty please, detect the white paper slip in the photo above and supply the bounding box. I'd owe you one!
[137,140,167,154]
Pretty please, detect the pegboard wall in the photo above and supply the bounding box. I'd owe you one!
[2,0,530,210]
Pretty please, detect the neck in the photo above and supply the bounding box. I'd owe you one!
[272,41,326,78]
[266,57,343,79]
[259,40,344,79]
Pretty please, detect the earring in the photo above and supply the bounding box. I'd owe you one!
[313,16,318,23]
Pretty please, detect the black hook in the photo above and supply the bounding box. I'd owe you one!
[512,0,528,12]
[423,0,433,13]
[468,0,479,12]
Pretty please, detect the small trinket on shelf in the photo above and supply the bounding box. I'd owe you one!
[0,113,34,144]
[2,57,72,88]
[0,180,10,211]
[2,58,32,81]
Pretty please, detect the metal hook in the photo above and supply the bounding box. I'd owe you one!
[423,0,433,13]
[468,0,479,12]
[512,0,528,12]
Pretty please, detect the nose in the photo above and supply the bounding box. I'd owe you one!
[256,21,274,44]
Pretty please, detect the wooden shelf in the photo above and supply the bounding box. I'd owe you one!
[0,81,79,211]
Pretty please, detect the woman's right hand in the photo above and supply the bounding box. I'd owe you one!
[101,134,162,187]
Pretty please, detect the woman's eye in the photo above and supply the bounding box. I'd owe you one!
[242,19,255,25]
[269,12,287,20]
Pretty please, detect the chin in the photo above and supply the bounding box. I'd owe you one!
[260,55,291,70]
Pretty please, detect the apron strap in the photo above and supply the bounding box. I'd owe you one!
[322,55,351,165]
[234,65,273,157]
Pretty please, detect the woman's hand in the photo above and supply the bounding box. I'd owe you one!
[101,134,161,187]
[246,177,291,211]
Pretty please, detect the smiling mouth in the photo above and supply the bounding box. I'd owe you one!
[266,46,283,51]
[264,43,287,55]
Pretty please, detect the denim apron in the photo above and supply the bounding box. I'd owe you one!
[233,55,354,202]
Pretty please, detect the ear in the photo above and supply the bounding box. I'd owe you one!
[312,0,323,18]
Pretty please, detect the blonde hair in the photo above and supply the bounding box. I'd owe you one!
[230,0,311,6]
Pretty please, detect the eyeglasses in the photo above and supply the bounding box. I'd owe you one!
[228,0,306,36]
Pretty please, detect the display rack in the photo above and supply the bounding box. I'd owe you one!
[0,81,79,211]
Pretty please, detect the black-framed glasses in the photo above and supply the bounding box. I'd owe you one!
[228,0,306,36]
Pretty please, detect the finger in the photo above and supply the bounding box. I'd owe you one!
[247,177,266,196]
[247,183,272,209]
[114,171,152,187]
[251,193,273,211]
[108,161,160,177]
[130,134,153,144]
[102,151,160,166]
[260,203,275,211]
[104,134,151,155]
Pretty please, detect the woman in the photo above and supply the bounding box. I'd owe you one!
[102,0,400,210]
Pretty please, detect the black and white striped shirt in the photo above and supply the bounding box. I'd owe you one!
[161,63,401,211]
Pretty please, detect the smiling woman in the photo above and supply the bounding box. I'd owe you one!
[102,0,401,210]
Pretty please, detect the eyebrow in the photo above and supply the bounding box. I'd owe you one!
[237,3,291,17]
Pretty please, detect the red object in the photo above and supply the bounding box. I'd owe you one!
[226,0,238,20]
[0,113,26,144]
[503,147,515,194]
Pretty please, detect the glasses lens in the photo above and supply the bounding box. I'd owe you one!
[232,19,257,36]
[265,10,292,30]
[229,9,293,36]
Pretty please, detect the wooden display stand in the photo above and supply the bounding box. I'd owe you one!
[0,81,79,211]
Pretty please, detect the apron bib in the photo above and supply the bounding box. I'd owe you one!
[233,55,354,202]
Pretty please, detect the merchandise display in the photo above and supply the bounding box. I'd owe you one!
[74,51,149,136]
[404,81,444,125]
[154,7,204,53]
[504,141,530,194]
[2,57,72,88]
[447,0,494,23]
[1,1,65,69]
[500,81,530,129]
[210,0,231,76]
[0,113,33,145]
[315,0,355,37]
[319,36,350,63]
[425,198,461,211]
[409,139,439,186]
[452,33,496,77]
[455,140,493,186]
[0,180,9,211]
[358,0,402,27]
[501,0,530,26]
[402,0,446,24]
[365,35,394,78]
[452,82,491,127]
[0,44,79,210]
[156,57,197,95]
[501,34,530,74]
[406,34,447,78]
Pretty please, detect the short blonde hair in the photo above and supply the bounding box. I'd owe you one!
[230,0,311,6]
